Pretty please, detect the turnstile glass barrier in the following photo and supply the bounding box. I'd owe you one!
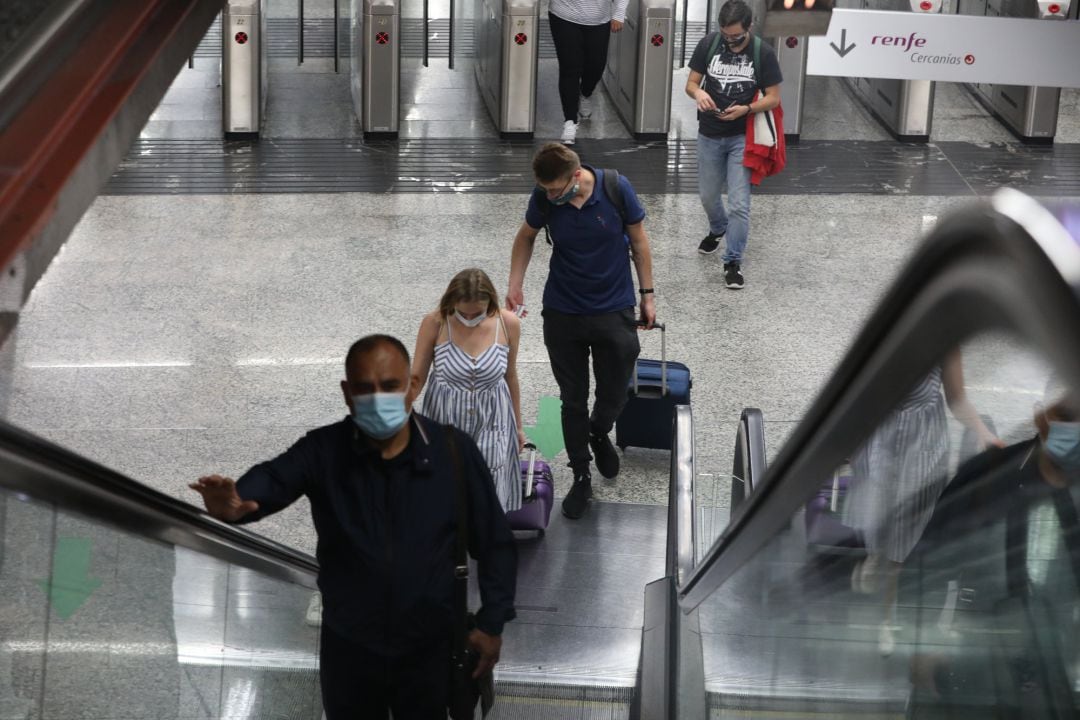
[0,486,322,720]
[664,194,1080,717]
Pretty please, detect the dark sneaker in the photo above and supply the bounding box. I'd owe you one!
[589,431,620,479]
[561,471,593,519]
[724,262,745,289]
[698,233,723,254]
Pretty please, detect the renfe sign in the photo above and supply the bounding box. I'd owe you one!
[806,9,1080,88]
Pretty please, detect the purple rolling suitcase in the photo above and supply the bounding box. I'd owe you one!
[506,443,554,536]
[805,468,864,552]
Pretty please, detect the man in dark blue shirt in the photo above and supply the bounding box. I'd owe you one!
[190,334,517,719]
[506,143,657,520]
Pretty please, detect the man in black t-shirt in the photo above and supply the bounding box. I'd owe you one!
[686,0,782,289]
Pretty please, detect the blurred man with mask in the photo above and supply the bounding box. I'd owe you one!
[191,334,517,719]
[906,376,1080,714]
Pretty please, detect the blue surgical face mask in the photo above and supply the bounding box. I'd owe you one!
[352,392,409,439]
[1045,421,1080,472]
[551,182,579,206]
[454,309,486,328]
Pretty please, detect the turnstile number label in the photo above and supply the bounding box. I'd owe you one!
[650,34,664,46]
[514,33,528,45]
[375,31,390,45]
[234,31,249,45]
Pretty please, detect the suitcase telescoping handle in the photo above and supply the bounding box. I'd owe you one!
[524,442,537,498]
[633,321,666,397]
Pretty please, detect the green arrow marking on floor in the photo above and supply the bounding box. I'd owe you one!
[37,537,102,620]
[524,395,565,460]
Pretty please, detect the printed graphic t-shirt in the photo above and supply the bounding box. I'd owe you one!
[689,34,783,138]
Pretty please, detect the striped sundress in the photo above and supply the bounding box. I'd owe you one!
[844,367,950,563]
[422,316,521,512]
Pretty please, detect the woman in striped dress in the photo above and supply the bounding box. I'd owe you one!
[845,351,1000,655]
[412,269,524,512]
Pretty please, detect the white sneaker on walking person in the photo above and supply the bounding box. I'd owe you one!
[305,591,322,626]
[560,120,578,145]
[578,94,593,119]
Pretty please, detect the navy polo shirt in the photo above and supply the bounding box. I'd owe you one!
[525,166,647,315]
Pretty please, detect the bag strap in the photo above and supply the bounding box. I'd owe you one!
[446,427,469,652]
[753,35,762,91]
[601,168,627,227]
[701,31,722,91]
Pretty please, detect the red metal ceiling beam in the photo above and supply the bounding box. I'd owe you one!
[0,0,219,270]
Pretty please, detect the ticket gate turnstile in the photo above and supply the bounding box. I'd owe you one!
[222,0,268,139]
[958,0,1073,143]
[602,0,676,141]
[844,0,940,142]
[772,34,808,142]
[351,0,400,139]
[474,0,540,139]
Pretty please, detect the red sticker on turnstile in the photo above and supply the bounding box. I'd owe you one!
[1048,2,1061,11]
[235,32,248,44]
[786,36,798,48]
[375,31,390,45]
[964,54,975,64]
[514,33,528,45]
[650,34,664,46]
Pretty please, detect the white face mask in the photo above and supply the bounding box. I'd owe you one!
[454,309,487,328]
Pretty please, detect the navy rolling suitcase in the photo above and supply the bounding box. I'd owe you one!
[615,323,691,451]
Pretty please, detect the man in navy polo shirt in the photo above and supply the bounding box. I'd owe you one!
[506,143,657,520]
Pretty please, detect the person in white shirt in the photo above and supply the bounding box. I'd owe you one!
[547,0,629,145]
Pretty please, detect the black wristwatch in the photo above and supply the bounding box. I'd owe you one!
[639,288,654,295]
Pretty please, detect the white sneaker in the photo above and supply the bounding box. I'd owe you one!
[305,591,323,626]
[560,120,578,145]
[578,94,593,119]
[878,623,896,656]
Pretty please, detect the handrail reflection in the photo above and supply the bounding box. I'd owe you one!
[0,418,319,588]
[677,191,1080,612]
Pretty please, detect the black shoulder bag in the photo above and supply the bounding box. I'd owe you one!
[446,429,495,719]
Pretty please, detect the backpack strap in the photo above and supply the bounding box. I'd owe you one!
[532,186,554,246]
[600,168,627,227]
[701,31,722,91]
[752,35,762,92]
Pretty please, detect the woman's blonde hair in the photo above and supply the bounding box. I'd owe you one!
[438,268,500,320]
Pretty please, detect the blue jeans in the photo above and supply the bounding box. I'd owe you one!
[697,133,751,264]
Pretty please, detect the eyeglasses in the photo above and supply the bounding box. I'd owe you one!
[542,175,576,199]
[722,31,749,44]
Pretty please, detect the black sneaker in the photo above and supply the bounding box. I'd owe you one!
[589,431,620,479]
[698,233,723,254]
[724,262,745,289]
[561,471,593,519]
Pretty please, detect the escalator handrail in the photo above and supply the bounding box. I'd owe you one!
[667,404,695,584]
[679,189,1080,611]
[0,418,319,587]
[729,407,766,511]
